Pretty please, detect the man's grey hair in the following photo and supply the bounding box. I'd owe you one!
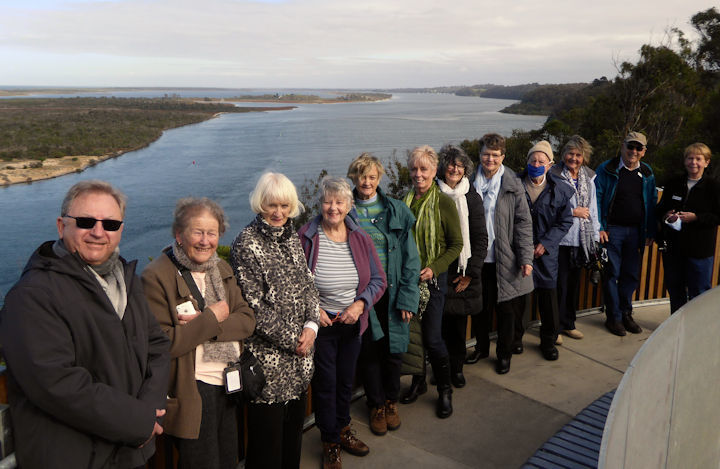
[60,180,128,217]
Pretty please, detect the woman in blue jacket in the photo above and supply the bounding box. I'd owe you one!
[517,141,573,361]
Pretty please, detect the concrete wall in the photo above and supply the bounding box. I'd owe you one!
[599,287,720,468]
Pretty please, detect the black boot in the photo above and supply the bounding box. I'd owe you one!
[431,357,453,418]
[400,374,427,404]
[622,312,642,334]
[450,357,466,388]
[465,348,488,364]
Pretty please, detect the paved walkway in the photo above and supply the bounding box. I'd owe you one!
[299,303,670,469]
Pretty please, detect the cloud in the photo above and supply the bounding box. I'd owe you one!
[0,0,712,87]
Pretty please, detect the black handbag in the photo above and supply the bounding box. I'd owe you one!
[238,349,266,400]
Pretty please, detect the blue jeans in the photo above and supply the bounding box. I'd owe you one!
[603,225,642,322]
[663,250,714,313]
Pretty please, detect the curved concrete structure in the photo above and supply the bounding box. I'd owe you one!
[599,287,720,468]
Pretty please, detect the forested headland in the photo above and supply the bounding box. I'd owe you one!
[0,97,290,162]
[0,97,294,185]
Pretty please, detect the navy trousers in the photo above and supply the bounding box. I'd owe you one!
[312,322,362,443]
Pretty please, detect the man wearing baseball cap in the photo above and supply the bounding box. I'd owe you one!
[594,132,657,336]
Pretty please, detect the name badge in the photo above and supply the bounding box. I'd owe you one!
[672,195,682,201]
[224,363,243,394]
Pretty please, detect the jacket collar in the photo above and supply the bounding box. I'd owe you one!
[549,162,595,179]
[517,168,562,187]
[351,187,407,231]
[603,155,653,178]
[302,213,361,240]
[25,239,136,293]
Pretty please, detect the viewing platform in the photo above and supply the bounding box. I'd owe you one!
[299,302,670,468]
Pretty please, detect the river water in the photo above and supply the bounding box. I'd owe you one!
[0,92,544,301]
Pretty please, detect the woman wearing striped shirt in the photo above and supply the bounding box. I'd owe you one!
[298,176,387,469]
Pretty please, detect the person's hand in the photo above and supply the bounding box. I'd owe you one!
[208,301,230,322]
[401,310,413,323]
[665,210,678,223]
[599,231,609,244]
[573,207,590,219]
[420,267,434,282]
[533,243,546,258]
[453,275,471,293]
[295,327,316,356]
[340,300,364,325]
[678,211,697,223]
[139,409,165,448]
[318,309,333,327]
[521,264,533,277]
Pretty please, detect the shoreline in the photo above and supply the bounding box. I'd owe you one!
[0,106,296,187]
[0,153,119,186]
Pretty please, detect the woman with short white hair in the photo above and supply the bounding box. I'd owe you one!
[231,172,320,469]
[298,176,386,469]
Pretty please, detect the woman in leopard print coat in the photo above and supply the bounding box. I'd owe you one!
[231,172,320,469]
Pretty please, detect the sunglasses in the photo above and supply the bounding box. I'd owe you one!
[63,215,123,231]
[626,142,645,152]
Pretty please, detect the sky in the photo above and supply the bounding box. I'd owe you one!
[0,0,715,88]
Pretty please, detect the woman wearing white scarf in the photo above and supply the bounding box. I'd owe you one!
[437,145,487,389]
[465,133,534,375]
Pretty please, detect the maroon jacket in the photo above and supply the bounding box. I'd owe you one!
[298,215,387,335]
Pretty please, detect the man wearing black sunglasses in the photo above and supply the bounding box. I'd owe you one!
[595,132,657,336]
[0,180,170,468]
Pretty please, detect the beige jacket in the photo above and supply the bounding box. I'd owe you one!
[142,252,255,439]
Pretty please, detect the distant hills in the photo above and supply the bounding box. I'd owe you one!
[375,83,593,116]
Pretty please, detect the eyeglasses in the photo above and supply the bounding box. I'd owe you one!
[63,215,123,231]
[448,162,465,170]
[481,153,503,160]
[626,142,645,152]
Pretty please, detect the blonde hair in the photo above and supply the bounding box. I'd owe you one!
[249,172,303,218]
[407,145,439,168]
[347,152,385,184]
[562,135,593,164]
[684,142,712,162]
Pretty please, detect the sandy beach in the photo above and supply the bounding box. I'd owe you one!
[0,153,119,186]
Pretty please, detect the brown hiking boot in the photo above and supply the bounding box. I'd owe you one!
[369,406,387,435]
[322,442,342,469]
[385,400,401,430]
[339,425,369,456]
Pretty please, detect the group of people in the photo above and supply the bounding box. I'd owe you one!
[1,130,717,469]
